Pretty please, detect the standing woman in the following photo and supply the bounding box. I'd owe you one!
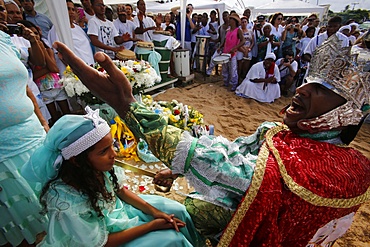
[218,13,245,91]
[26,21,71,125]
[257,23,280,62]
[237,16,254,82]
[269,12,284,58]
[0,0,48,245]
[281,16,303,57]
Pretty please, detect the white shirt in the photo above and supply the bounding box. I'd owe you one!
[302,25,320,37]
[208,21,219,41]
[271,25,285,40]
[113,18,136,50]
[161,22,175,31]
[84,10,94,21]
[133,15,156,42]
[48,24,95,74]
[276,58,298,78]
[304,32,349,56]
[88,16,119,59]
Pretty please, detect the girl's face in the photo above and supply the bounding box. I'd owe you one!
[87,133,117,172]
[275,15,283,24]
[306,29,314,38]
[241,18,247,27]
[165,13,171,22]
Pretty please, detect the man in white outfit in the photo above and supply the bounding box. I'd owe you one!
[235,53,281,103]
[303,16,349,61]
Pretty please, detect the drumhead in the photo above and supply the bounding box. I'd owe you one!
[153,30,171,36]
[213,54,230,64]
[137,41,154,48]
[195,35,211,39]
[117,49,136,60]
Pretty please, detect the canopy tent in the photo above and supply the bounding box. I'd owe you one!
[253,0,328,20]
[145,0,242,15]
[34,0,244,53]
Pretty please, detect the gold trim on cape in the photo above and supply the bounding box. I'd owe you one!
[217,142,270,246]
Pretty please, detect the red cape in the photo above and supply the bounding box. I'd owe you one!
[219,125,370,247]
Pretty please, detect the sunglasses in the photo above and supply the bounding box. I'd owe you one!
[277,17,282,20]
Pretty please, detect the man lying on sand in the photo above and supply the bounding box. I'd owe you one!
[53,34,370,247]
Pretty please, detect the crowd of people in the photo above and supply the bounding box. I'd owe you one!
[1,0,370,246]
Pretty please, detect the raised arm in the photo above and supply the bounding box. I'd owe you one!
[53,42,135,116]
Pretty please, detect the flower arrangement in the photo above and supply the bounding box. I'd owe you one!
[59,60,161,104]
[141,95,204,131]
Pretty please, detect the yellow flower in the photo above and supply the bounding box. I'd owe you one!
[121,67,128,74]
[169,115,178,123]
[134,61,140,65]
[64,65,72,74]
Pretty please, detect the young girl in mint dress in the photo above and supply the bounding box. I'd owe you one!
[22,107,204,247]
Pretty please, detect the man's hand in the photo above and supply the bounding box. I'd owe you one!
[53,42,135,117]
[153,169,177,187]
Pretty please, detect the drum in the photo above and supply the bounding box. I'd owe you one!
[152,35,171,82]
[194,35,210,73]
[136,41,154,61]
[116,49,136,61]
[173,49,190,77]
[195,35,211,56]
[152,31,170,47]
[212,53,231,65]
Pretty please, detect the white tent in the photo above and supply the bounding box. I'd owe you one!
[145,0,242,15]
[253,0,328,20]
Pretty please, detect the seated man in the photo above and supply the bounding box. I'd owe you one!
[54,34,370,247]
[235,52,281,103]
[275,50,298,96]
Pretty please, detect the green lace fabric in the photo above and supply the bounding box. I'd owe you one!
[184,194,233,244]
[124,102,184,167]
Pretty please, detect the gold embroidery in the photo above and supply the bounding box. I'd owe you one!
[217,142,270,246]
[267,125,370,208]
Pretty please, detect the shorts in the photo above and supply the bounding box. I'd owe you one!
[236,51,252,61]
[41,88,68,105]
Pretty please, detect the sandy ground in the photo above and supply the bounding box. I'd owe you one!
[121,74,370,246]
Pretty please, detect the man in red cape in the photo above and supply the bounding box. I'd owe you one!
[54,33,370,247]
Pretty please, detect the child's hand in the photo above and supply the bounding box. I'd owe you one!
[152,212,185,232]
[150,218,186,231]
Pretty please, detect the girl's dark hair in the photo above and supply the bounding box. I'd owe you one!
[305,26,316,37]
[40,146,120,217]
[270,12,283,26]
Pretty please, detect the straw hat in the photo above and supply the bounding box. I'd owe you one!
[229,13,241,25]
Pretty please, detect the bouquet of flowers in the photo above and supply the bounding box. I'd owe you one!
[59,60,161,104]
[141,95,205,132]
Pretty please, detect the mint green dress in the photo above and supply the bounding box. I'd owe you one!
[39,166,204,247]
[0,31,47,246]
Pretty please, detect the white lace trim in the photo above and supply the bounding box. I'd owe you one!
[172,131,194,174]
[172,132,256,208]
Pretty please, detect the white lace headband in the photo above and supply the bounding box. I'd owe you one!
[61,107,111,159]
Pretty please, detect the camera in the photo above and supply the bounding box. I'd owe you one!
[6,24,22,35]
[256,23,262,28]
[284,58,289,63]
[186,8,190,14]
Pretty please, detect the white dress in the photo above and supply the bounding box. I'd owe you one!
[235,61,281,103]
